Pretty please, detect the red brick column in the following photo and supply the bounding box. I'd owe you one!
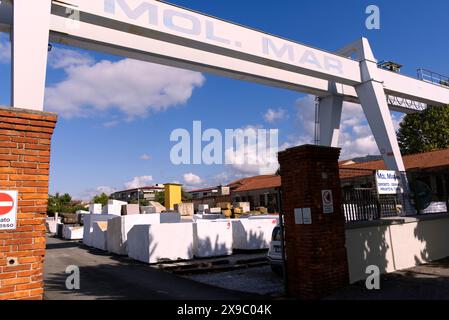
[0,106,57,300]
[278,145,349,299]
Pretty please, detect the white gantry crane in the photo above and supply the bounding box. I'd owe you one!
[1,0,448,213]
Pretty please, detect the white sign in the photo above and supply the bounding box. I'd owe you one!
[322,190,334,214]
[302,208,312,224]
[294,208,312,225]
[294,208,303,225]
[0,190,18,230]
[375,170,401,195]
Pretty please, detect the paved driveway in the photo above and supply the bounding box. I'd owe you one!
[327,257,449,300]
[45,236,449,300]
[44,236,261,300]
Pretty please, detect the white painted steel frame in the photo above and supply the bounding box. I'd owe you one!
[1,0,449,196]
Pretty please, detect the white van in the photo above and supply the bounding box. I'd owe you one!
[267,224,284,275]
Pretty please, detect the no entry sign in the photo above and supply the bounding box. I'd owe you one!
[0,190,18,230]
[322,190,334,214]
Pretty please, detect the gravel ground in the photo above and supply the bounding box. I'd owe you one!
[183,266,285,296]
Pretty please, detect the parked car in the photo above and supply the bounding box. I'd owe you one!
[267,224,284,275]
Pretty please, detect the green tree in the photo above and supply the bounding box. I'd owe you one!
[129,198,149,206]
[182,188,192,201]
[397,105,449,155]
[154,191,165,206]
[92,193,110,206]
[47,193,88,215]
[47,193,72,216]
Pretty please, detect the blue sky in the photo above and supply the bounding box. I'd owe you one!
[0,0,448,200]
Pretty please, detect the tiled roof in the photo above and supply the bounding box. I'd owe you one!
[202,149,449,193]
[341,149,449,171]
[227,175,281,192]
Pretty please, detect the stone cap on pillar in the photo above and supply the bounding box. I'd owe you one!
[278,144,341,162]
[0,105,58,125]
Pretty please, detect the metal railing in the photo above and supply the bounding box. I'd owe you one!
[339,168,401,222]
[342,188,400,223]
[342,188,379,222]
[417,69,449,87]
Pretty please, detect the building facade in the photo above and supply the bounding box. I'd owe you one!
[340,149,449,214]
[110,185,165,203]
[228,175,281,213]
[188,186,231,211]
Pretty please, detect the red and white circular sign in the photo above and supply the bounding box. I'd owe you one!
[0,192,14,215]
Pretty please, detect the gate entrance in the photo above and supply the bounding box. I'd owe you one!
[1,0,449,178]
[1,0,449,300]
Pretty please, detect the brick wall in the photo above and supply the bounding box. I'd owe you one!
[278,144,349,300]
[0,106,57,300]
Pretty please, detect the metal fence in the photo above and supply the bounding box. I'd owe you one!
[342,188,400,223]
[342,188,379,222]
[417,68,449,87]
[339,167,401,222]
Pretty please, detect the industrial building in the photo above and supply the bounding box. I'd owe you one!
[186,148,449,216]
[188,186,231,211]
[228,176,282,213]
[110,185,165,203]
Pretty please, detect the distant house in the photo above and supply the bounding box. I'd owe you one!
[189,186,230,200]
[339,149,449,204]
[187,148,449,214]
[110,185,165,203]
[227,175,281,213]
[187,186,231,210]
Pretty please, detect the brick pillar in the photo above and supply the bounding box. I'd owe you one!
[0,106,57,300]
[278,144,348,299]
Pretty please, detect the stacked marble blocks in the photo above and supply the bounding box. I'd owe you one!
[193,220,233,258]
[121,204,140,215]
[89,203,102,214]
[92,221,108,251]
[231,217,279,250]
[141,201,166,214]
[83,214,118,247]
[174,203,194,217]
[107,214,172,256]
[62,225,83,240]
[127,223,194,264]
[102,200,127,216]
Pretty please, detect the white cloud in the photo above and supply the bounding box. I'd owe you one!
[44,52,205,119]
[0,33,11,63]
[224,126,279,175]
[264,108,286,123]
[140,154,151,161]
[124,175,153,189]
[77,175,155,200]
[212,171,233,185]
[183,173,202,185]
[96,185,116,195]
[77,185,117,201]
[292,95,405,160]
[48,47,95,69]
[392,113,405,131]
[103,120,119,128]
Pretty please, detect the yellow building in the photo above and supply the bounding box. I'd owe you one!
[164,183,182,210]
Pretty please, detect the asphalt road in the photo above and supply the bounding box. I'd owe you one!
[184,266,284,296]
[44,236,261,300]
[327,257,449,300]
